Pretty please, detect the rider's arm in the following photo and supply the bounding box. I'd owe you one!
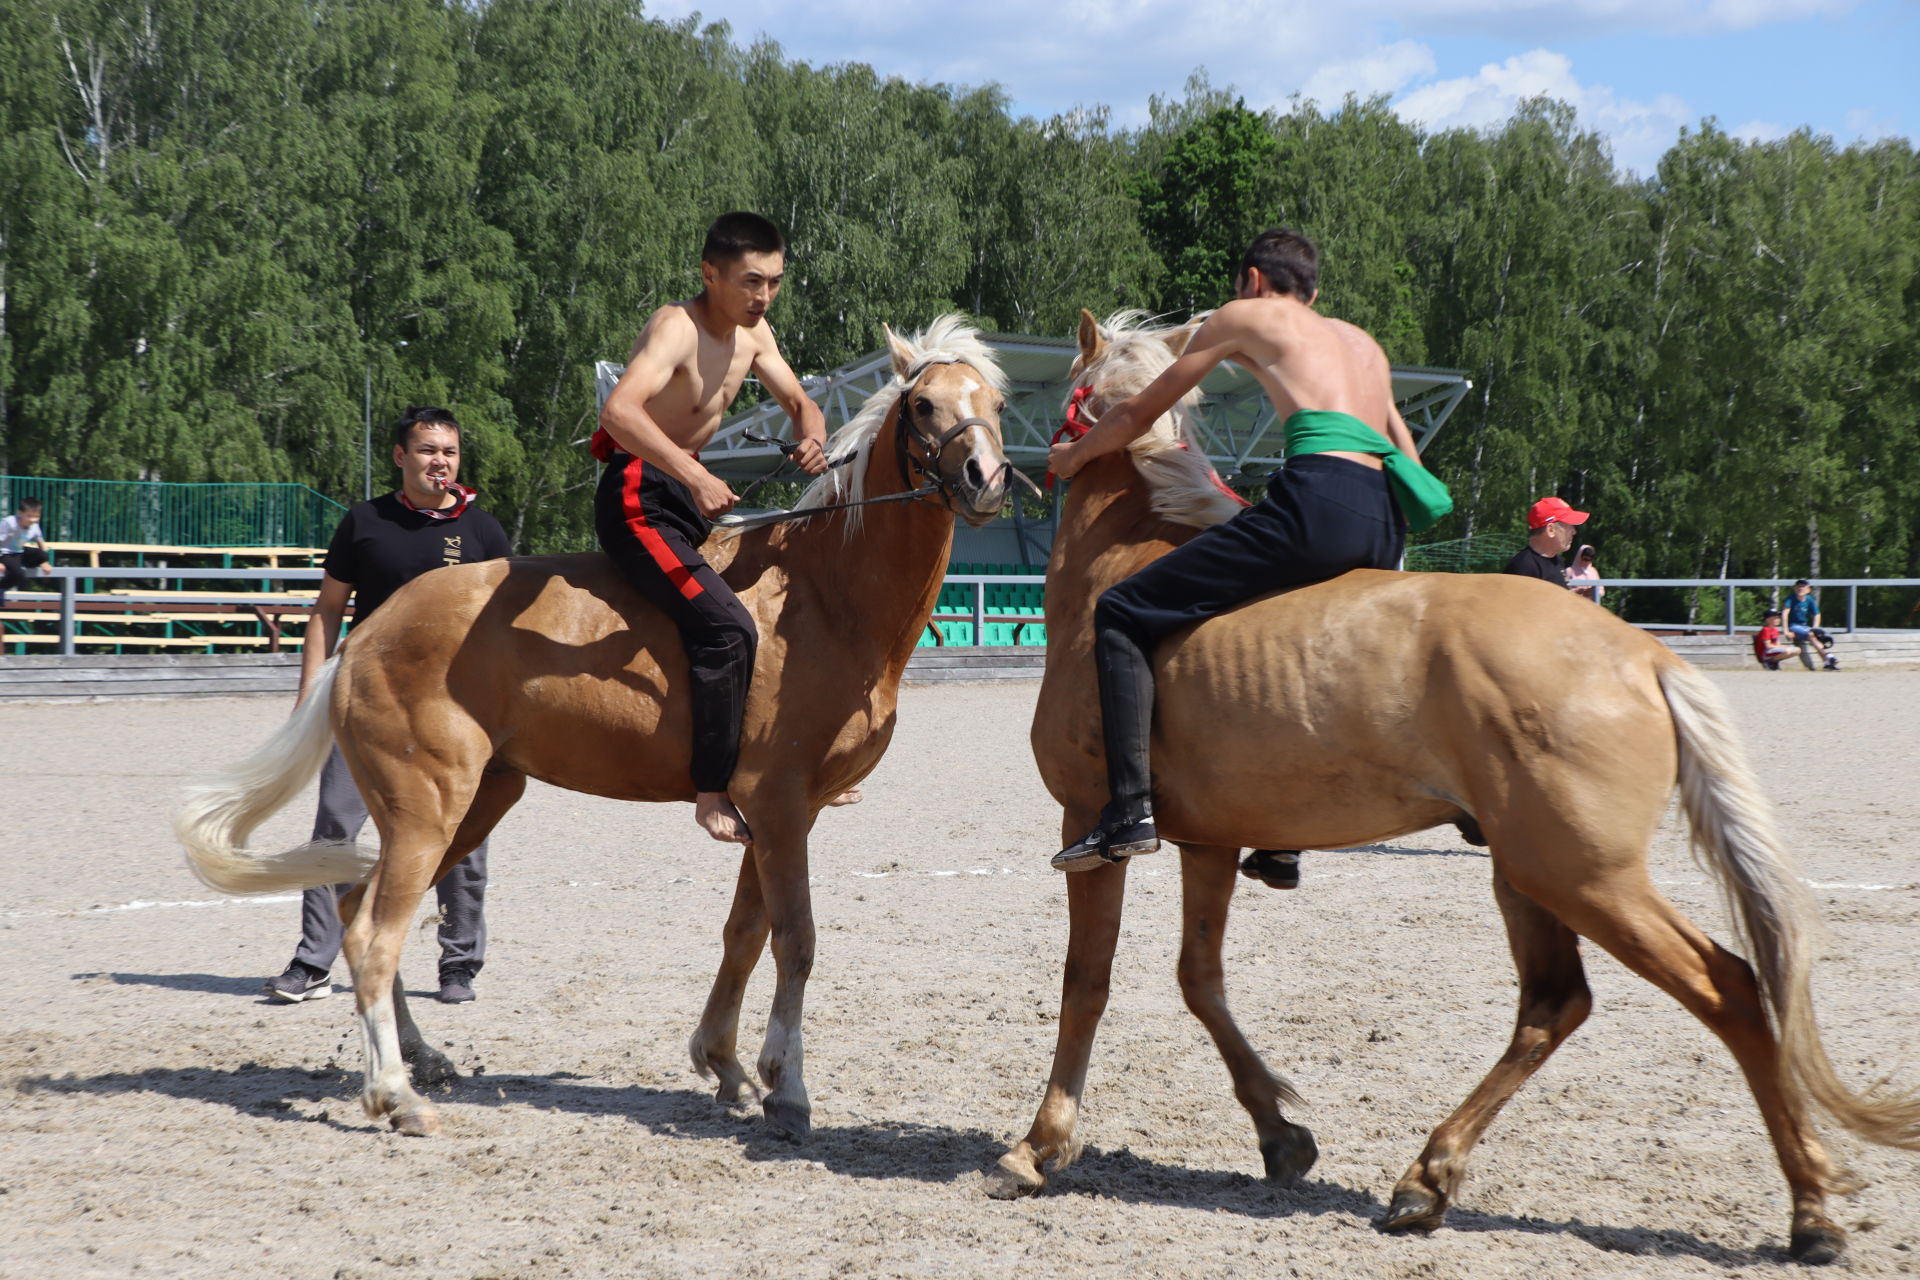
[752,332,829,475]
[295,573,354,708]
[1052,312,1240,477]
[599,309,712,490]
[1383,401,1423,464]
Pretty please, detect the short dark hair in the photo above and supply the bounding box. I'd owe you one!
[1793,579,1811,588]
[393,405,461,449]
[1764,609,1782,619]
[702,212,786,266]
[1238,228,1319,301]
[17,496,41,511]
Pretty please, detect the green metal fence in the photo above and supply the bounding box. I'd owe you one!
[1404,535,1524,573]
[0,476,348,547]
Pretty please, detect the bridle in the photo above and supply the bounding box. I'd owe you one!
[717,361,1036,530]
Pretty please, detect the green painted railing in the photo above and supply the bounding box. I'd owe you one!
[1404,535,1525,573]
[0,476,348,548]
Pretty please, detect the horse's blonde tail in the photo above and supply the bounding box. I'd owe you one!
[174,654,377,893]
[1663,660,1920,1149]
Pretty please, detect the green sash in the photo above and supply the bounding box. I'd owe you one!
[1282,409,1454,535]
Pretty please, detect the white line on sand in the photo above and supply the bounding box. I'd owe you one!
[3,893,302,920]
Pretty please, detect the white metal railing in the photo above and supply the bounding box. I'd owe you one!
[10,569,1916,657]
[1577,578,1920,635]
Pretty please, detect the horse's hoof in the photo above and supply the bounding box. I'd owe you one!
[1789,1222,1846,1265]
[762,1096,811,1140]
[389,1104,441,1137]
[1378,1188,1445,1234]
[983,1154,1045,1200]
[1260,1124,1319,1185]
[408,1053,459,1090]
[1240,850,1300,890]
[713,1075,760,1110]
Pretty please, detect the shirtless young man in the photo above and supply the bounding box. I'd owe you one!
[1046,227,1453,871]
[594,212,828,844]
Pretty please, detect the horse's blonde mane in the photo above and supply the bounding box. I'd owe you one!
[787,314,1006,533]
[1080,310,1244,529]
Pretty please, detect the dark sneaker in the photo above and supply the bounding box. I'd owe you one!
[1051,817,1159,873]
[1824,658,1840,671]
[1241,849,1301,890]
[1763,659,1782,671]
[264,961,331,1003]
[436,967,476,1004]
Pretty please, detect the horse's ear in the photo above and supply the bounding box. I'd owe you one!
[1077,309,1105,365]
[1162,318,1201,358]
[883,324,915,378]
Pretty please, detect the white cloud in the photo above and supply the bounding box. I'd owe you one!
[1300,41,1437,105]
[1730,118,1791,142]
[644,1,1883,175]
[1843,107,1904,141]
[1394,50,1694,174]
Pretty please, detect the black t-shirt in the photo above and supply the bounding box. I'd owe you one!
[1502,546,1567,586]
[324,492,511,621]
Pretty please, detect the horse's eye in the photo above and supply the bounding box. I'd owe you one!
[915,398,933,414]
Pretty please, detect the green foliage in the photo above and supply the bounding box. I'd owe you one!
[1,0,1913,613]
[1135,99,1281,313]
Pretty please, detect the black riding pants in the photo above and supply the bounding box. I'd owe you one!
[1091,454,1407,824]
[595,453,758,794]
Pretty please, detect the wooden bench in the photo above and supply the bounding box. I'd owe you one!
[44,542,325,570]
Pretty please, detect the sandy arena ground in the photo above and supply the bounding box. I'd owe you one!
[3,669,1918,1279]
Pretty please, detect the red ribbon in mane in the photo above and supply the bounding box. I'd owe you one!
[1048,383,1249,507]
[1043,385,1095,489]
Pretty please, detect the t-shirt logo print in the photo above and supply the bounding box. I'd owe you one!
[442,534,463,568]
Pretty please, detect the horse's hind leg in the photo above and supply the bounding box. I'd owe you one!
[690,848,770,1108]
[1548,875,1847,1263]
[386,768,526,1090]
[986,813,1129,1199]
[1177,844,1316,1183]
[340,762,501,1135]
[1381,870,1591,1233]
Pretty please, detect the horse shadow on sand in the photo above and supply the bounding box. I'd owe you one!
[22,1060,1782,1269]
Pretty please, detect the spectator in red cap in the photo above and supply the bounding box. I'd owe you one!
[1502,496,1589,585]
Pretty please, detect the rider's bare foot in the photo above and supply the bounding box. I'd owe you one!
[695,792,752,844]
[826,787,863,807]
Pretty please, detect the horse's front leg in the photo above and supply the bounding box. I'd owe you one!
[986,815,1129,1199]
[749,809,816,1139]
[1177,844,1316,1183]
[689,848,770,1108]
[395,975,458,1088]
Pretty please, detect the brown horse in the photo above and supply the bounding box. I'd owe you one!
[177,316,1010,1140]
[984,310,1919,1263]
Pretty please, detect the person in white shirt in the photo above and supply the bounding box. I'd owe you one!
[0,497,50,605]
[1566,544,1605,602]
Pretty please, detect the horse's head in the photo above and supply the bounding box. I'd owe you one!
[1066,308,1246,528]
[883,320,1011,528]
[1070,308,1199,432]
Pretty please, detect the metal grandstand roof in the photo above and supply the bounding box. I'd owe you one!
[594,335,1470,483]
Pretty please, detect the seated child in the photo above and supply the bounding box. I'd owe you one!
[1753,610,1795,671]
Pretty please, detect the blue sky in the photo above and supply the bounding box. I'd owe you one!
[647,0,1915,175]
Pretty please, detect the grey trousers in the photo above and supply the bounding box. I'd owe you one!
[291,746,488,977]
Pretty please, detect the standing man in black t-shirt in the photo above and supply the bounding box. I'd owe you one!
[263,406,512,1006]
[1502,496,1589,585]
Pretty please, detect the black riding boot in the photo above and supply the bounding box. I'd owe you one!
[1052,625,1161,871]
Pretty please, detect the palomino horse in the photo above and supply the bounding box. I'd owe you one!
[984,311,1918,1263]
[177,316,1010,1139]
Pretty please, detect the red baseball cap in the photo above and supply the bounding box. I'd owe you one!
[1527,496,1590,529]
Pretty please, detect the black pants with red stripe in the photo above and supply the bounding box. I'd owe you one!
[595,452,757,793]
